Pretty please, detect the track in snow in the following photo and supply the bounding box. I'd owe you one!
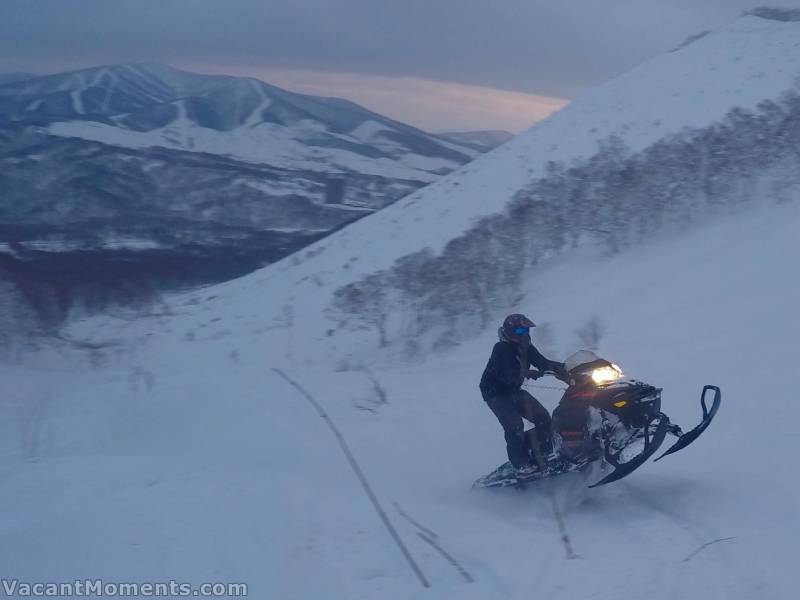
[393,502,475,584]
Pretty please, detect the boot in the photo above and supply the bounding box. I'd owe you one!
[514,464,538,479]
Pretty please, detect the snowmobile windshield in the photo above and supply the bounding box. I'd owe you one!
[564,350,623,383]
[564,350,602,373]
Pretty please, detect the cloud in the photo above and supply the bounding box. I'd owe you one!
[2,0,794,98]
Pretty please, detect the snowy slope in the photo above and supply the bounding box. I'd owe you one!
[335,14,800,259]
[67,13,800,353]
[3,12,800,600]
[2,199,798,599]
[47,117,459,181]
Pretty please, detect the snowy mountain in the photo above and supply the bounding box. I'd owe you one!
[2,11,800,600]
[0,63,477,178]
[0,64,483,319]
[140,11,800,359]
[0,72,35,86]
[439,129,514,152]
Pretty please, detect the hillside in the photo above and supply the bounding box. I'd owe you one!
[69,13,800,360]
[0,64,486,329]
[2,194,798,599]
[2,10,800,600]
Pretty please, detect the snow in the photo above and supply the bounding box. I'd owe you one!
[3,13,800,600]
[0,238,163,252]
[24,98,43,112]
[70,90,84,114]
[3,199,798,599]
[97,238,163,251]
[242,98,272,129]
[224,13,800,295]
[264,227,331,233]
[349,119,393,140]
[144,10,800,363]
[45,119,451,182]
[232,176,311,196]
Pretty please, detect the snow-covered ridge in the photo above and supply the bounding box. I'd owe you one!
[0,63,479,180]
[280,15,800,268]
[45,119,454,181]
[140,14,800,343]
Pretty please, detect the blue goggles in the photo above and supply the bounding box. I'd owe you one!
[513,326,530,335]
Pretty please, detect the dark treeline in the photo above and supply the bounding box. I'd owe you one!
[330,88,800,348]
[0,227,328,356]
[745,7,800,22]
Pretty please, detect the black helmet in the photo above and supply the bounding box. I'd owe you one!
[500,313,536,343]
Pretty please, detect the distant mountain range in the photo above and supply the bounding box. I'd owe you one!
[1,63,484,180]
[0,64,508,320]
[0,72,35,86]
[439,130,513,152]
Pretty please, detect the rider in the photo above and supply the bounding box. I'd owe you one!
[479,314,566,478]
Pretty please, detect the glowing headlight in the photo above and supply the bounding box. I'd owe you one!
[591,364,623,384]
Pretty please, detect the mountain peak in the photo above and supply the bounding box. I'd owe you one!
[0,61,478,170]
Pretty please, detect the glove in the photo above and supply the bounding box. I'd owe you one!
[527,369,543,380]
[553,364,570,383]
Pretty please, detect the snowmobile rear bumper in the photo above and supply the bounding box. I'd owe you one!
[655,385,721,461]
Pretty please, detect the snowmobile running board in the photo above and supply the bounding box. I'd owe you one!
[654,385,721,462]
[588,414,670,488]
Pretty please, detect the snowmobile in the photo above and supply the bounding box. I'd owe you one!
[473,350,721,489]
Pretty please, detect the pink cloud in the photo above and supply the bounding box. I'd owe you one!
[182,63,569,133]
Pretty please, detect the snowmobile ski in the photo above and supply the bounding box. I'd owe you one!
[588,413,670,487]
[654,385,721,461]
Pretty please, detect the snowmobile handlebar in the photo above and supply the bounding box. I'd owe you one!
[543,368,571,384]
[527,368,571,384]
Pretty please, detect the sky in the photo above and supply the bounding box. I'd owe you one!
[2,0,799,131]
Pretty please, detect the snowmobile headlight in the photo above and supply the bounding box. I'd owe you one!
[591,364,623,385]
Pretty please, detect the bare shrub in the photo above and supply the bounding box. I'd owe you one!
[576,316,606,352]
[329,271,391,347]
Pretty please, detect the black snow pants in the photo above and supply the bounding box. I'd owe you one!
[484,389,552,469]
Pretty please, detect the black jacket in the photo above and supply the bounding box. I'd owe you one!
[479,341,562,398]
